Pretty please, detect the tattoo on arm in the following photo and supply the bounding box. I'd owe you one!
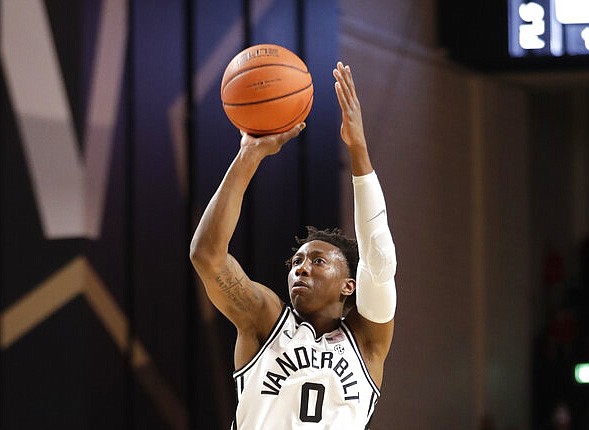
[214,260,256,312]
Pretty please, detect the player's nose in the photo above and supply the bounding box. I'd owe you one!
[295,258,311,276]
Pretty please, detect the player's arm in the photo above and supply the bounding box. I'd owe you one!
[333,62,396,380]
[190,125,305,334]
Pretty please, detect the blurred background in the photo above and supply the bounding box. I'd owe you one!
[1,0,588,429]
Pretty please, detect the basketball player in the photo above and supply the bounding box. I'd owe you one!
[190,61,397,429]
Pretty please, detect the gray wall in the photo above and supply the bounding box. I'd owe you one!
[338,1,589,429]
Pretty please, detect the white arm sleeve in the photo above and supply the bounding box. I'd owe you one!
[353,171,397,323]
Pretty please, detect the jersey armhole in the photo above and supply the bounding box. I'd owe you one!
[340,321,381,396]
[233,305,291,378]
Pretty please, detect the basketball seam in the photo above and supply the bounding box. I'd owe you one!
[221,63,310,92]
[230,94,313,134]
[222,82,313,107]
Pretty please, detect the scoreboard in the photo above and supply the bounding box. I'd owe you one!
[439,0,589,70]
[509,0,589,57]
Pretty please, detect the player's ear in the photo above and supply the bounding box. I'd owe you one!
[341,278,356,296]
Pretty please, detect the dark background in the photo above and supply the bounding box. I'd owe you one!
[1,1,337,429]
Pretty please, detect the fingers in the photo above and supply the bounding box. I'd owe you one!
[241,122,305,140]
[281,122,306,141]
[334,62,356,96]
[266,122,306,154]
[333,61,357,110]
[239,122,305,157]
[333,68,349,111]
[337,62,354,90]
[334,81,347,111]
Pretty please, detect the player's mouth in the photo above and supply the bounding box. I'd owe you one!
[291,281,309,293]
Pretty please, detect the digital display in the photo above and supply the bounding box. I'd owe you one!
[509,0,589,57]
[575,363,589,384]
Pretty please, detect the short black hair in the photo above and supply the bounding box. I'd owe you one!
[287,226,359,278]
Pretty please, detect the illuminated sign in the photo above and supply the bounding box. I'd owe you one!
[575,363,589,384]
[509,0,589,57]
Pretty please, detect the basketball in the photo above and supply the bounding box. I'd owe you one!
[221,44,313,135]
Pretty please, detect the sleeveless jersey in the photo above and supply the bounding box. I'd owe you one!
[231,306,380,429]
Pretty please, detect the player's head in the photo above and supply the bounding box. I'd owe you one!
[292,226,358,278]
[286,226,359,315]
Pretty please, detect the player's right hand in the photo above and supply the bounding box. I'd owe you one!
[240,122,306,158]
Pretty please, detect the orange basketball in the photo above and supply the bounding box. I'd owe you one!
[221,44,313,135]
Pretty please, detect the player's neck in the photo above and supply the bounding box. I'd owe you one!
[293,307,343,337]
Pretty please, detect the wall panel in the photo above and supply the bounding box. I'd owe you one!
[1,1,339,429]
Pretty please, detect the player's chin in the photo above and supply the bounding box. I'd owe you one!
[290,292,311,310]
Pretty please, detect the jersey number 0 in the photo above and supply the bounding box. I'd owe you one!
[299,383,326,423]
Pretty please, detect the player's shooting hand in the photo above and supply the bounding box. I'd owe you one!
[240,122,306,159]
[333,62,367,150]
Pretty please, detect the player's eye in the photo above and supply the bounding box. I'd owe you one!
[313,258,326,265]
[292,257,302,266]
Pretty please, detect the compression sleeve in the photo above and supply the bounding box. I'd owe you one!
[353,171,397,323]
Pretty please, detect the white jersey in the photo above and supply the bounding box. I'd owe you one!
[232,306,380,429]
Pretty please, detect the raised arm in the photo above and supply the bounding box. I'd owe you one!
[189,125,305,335]
[333,62,397,385]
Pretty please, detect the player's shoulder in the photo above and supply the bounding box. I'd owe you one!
[342,308,394,357]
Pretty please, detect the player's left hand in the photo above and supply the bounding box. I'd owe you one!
[333,61,366,150]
